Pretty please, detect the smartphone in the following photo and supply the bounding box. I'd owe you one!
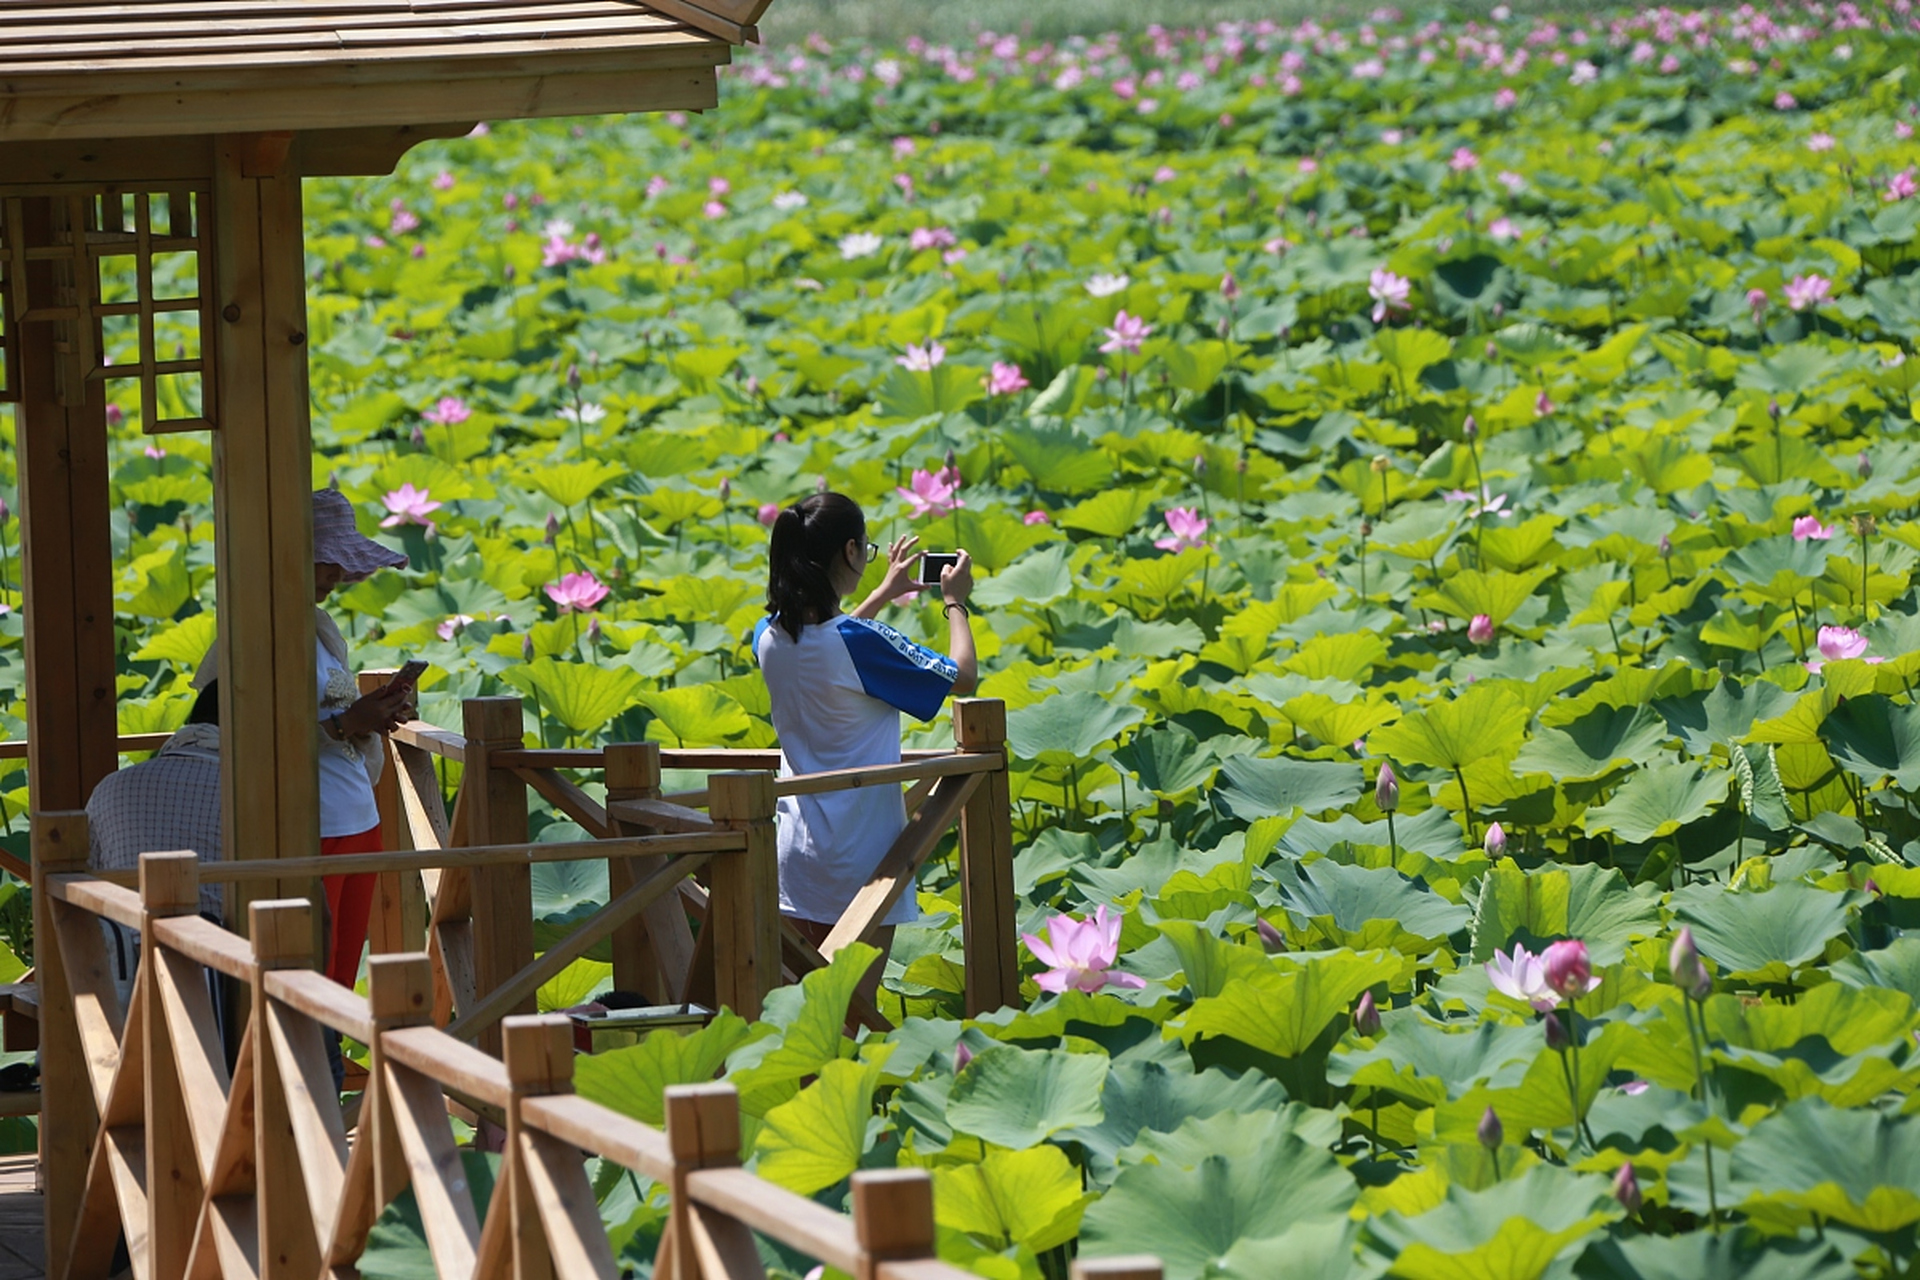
[917,552,959,586]
[387,659,430,693]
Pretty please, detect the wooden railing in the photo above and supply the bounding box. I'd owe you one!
[20,842,1161,1280]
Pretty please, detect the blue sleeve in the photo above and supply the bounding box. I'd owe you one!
[836,616,957,722]
[751,617,772,668]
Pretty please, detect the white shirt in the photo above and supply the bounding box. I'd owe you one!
[317,639,380,838]
[754,614,957,927]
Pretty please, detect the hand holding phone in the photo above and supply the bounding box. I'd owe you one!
[916,553,960,586]
[387,659,429,693]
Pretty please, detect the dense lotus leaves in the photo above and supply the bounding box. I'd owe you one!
[934,1143,1092,1254]
[1821,694,1920,791]
[753,1049,892,1194]
[1670,882,1859,984]
[1728,1099,1920,1233]
[1329,1015,1542,1108]
[574,1010,763,1127]
[1365,1166,1620,1280]
[1214,755,1365,820]
[944,1045,1109,1150]
[1059,1052,1288,1184]
[1830,938,1920,1004]
[1168,948,1409,1061]
[1579,762,1729,845]
[1369,685,1532,773]
[1006,690,1145,764]
[1511,703,1673,782]
[1468,861,1662,966]
[1270,859,1471,953]
[1574,1235,1856,1280]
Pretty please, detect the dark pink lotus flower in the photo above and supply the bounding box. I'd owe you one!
[380,483,442,529]
[546,571,609,613]
[1021,905,1147,995]
[1542,939,1600,999]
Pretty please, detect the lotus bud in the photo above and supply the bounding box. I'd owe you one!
[1658,533,1672,559]
[1255,917,1288,954]
[1477,1106,1503,1151]
[567,363,582,392]
[587,618,602,646]
[1853,513,1876,538]
[1361,520,1373,538]
[1669,926,1711,1000]
[1542,939,1593,998]
[1193,454,1207,477]
[816,474,830,494]
[1375,761,1400,813]
[1468,614,1495,645]
[521,634,535,661]
[1485,340,1499,360]
[719,477,731,502]
[503,264,515,282]
[545,513,559,547]
[1220,272,1241,301]
[1543,1009,1570,1052]
[1463,414,1478,440]
[410,424,427,449]
[954,1041,973,1072]
[1768,398,1781,421]
[1237,451,1249,475]
[0,497,9,523]
[1859,451,1873,480]
[327,472,340,491]
[1354,990,1381,1036]
[1484,821,1507,857]
[1613,1163,1643,1215]
[1370,454,1390,473]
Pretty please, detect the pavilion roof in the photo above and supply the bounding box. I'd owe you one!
[0,0,768,142]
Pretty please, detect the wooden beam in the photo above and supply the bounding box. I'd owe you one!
[30,812,92,1280]
[463,697,531,1057]
[16,196,118,814]
[954,701,1020,1016]
[210,136,319,943]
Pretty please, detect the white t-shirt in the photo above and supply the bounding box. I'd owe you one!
[753,614,957,927]
[317,639,381,838]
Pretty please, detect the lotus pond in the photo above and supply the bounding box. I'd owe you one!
[9,3,1920,1277]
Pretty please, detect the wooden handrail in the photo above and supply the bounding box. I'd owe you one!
[388,720,467,763]
[0,731,172,760]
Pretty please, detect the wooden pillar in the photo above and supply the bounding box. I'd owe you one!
[954,699,1019,1015]
[660,1084,740,1280]
[605,741,693,1002]
[141,851,205,1280]
[705,772,778,1020]
[361,671,425,955]
[251,898,322,1280]
[501,1015,573,1280]
[365,954,432,1216]
[16,196,118,814]
[211,135,319,931]
[850,1170,936,1280]
[462,696,530,1056]
[30,812,92,1280]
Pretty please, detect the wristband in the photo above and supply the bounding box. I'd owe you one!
[943,601,970,618]
[322,711,347,741]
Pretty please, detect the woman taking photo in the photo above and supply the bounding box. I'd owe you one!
[753,492,976,1004]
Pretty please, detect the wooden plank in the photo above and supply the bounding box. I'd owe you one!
[878,1265,990,1280]
[518,1095,671,1182]
[394,741,453,847]
[1067,1261,1164,1280]
[251,901,322,1280]
[101,1127,153,1280]
[514,767,611,838]
[381,1061,479,1278]
[152,948,232,1181]
[178,832,737,881]
[462,697,532,1058]
[954,701,1020,1016]
[688,1203,768,1280]
[851,1170,935,1280]
[705,774,779,1020]
[264,1000,349,1237]
[202,1021,257,1197]
[818,773,982,962]
[45,870,144,929]
[152,911,258,982]
[389,721,466,765]
[50,897,126,1111]
[684,1166,860,1274]
[604,741,692,1004]
[362,672,415,957]
[519,1129,618,1279]
[442,852,710,1043]
[663,1085,741,1280]
[774,753,1000,799]
[145,934,206,1280]
[0,3,680,47]
[432,919,477,1030]
[379,1026,511,1111]
[260,968,376,1043]
[603,797,718,835]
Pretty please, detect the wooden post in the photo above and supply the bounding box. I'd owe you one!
[953,700,1019,1015]
[16,196,119,814]
[605,741,691,1002]
[361,671,425,955]
[30,812,92,1280]
[141,851,205,1280]
[251,898,321,1280]
[462,697,530,1057]
[501,1015,572,1280]
[211,136,319,941]
[850,1169,936,1280]
[705,772,778,1020]
[1070,1261,1163,1280]
[660,1083,740,1280]
[364,954,433,1214]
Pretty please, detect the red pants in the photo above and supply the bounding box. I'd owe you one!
[321,825,383,988]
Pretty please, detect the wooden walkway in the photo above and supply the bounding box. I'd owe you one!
[0,1155,43,1280]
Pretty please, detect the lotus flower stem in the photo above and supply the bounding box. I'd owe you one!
[1385,810,1399,865]
[1452,765,1478,845]
[1789,598,1808,663]
[1681,997,1721,1230]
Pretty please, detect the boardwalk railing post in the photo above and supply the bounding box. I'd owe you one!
[365,953,433,1216]
[953,699,1019,1015]
[605,741,689,1002]
[661,1083,741,1280]
[1070,1260,1164,1280]
[31,811,91,1280]
[851,1168,936,1280]
[706,773,778,1020]
[502,1015,573,1280]
[463,695,532,1056]
[361,670,425,956]
[141,850,204,1280]
[251,897,322,1280]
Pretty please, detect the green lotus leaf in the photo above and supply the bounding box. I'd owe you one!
[1468,861,1662,966]
[1654,678,1799,758]
[1059,1052,1289,1182]
[945,508,1056,573]
[1415,566,1556,627]
[1580,761,1728,844]
[934,1143,1093,1254]
[753,1045,893,1195]
[358,1151,500,1280]
[997,426,1112,496]
[1570,1230,1852,1280]
[501,658,642,736]
[1830,937,1920,1004]
[1511,703,1671,782]
[1214,754,1365,820]
[1490,323,1581,367]
[630,684,751,747]
[1821,693,1920,790]
[1374,327,1454,385]
[132,611,217,667]
[1729,1097,1920,1233]
[972,543,1073,608]
[528,459,624,508]
[1369,684,1531,772]
[534,957,611,1012]
[1670,881,1856,983]
[1329,1015,1542,1108]
[118,546,192,620]
[1368,1164,1618,1280]
[1272,859,1471,953]
[1217,1219,1369,1280]
[874,363,986,421]
[574,1010,766,1128]
[1057,487,1158,538]
[1079,1108,1357,1280]
[1169,948,1409,1061]
[1109,723,1219,798]
[1007,690,1145,764]
[945,1045,1108,1150]
[728,943,880,1117]
[1704,981,1920,1106]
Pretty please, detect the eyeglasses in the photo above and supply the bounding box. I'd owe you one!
[864,540,880,563]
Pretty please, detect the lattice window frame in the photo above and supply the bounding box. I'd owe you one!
[0,187,217,432]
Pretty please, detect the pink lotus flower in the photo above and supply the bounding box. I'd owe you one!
[1748,288,1771,325]
[1100,311,1152,355]
[707,176,730,197]
[757,502,780,527]
[909,226,958,251]
[433,171,456,191]
[1535,390,1555,416]
[1497,171,1526,193]
[987,362,1029,396]
[380,483,442,529]
[896,342,946,372]
[702,200,728,220]
[1806,132,1836,152]
[1493,86,1518,110]
[1485,944,1558,1011]
[1449,147,1480,172]
[1887,169,1918,202]
[1818,625,1869,663]
[1468,614,1495,644]
[106,404,125,427]
[1154,507,1210,553]
[1021,905,1147,995]
[1367,268,1411,323]
[423,396,470,426]
[897,469,963,518]
[1542,939,1599,999]
[1783,274,1831,312]
[1023,510,1050,526]
[1773,90,1797,110]
[389,200,419,234]
[144,443,166,461]
[436,614,475,641]
[1488,216,1519,243]
[546,571,610,613]
[1792,515,1835,541]
[1485,822,1508,857]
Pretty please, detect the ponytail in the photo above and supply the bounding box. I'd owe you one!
[767,492,865,641]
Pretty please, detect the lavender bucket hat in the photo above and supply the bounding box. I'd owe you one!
[313,488,408,583]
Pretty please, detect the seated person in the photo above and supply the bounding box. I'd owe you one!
[86,681,224,1013]
[753,493,976,1009]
